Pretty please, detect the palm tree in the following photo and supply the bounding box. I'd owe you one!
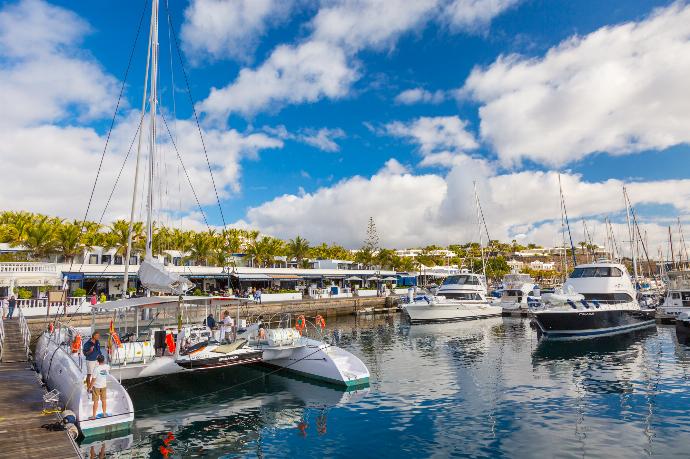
[23,217,59,259]
[287,236,310,265]
[56,221,83,262]
[188,231,214,266]
[108,220,144,258]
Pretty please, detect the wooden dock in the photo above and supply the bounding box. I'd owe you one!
[0,318,81,458]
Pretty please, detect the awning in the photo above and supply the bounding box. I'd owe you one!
[233,273,271,281]
[268,274,302,280]
[345,276,363,281]
[383,276,398,281]
[64,273,84,281]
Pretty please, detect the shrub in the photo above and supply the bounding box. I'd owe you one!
[16,288,33,299]
[73,287,87,297]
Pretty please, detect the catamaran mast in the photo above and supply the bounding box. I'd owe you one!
[145,0,159,259]
[122,0,155,299]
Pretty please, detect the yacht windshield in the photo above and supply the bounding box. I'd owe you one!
[442,275,480,286]
[569,267,623,278]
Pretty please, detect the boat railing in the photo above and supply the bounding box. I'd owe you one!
[18,308,31,360]
[49,320,85,372]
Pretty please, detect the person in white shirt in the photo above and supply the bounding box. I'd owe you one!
[89,355,110,419]
[220,310,234,342]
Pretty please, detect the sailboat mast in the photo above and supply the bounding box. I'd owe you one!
[473,181,487,284]
[145,0,160,259]
[122,2,154,299]
[623,186,638,284]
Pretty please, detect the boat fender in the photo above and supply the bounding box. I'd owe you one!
[315,315,326,330]
[70,335,82,354]
[567,300,577,309]
[165,332,176,354]
[592,300,601,309]
[581,300,590,309]
[295,315,306,334]
[64,422,79,439]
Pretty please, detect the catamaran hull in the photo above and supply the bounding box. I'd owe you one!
[404,303,503,323]
[533,309,656,340]
[175,350,262,370]
[260,339,369,388]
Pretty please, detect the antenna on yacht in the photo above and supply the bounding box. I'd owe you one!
[473,181,487,285]
[123,0,157,299]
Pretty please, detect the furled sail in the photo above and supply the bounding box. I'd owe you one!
[137,256,191,295]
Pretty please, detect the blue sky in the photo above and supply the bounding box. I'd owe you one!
[2,0,690,250]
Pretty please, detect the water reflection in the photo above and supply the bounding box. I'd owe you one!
[84,315,690,458]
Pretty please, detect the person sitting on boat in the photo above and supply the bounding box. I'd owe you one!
[83,331,102,389]
[220,310,234,342]
[204,313,216,329]
[89,355,109,419]
[258,324,267,342]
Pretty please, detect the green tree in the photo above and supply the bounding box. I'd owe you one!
[287,236,310,265]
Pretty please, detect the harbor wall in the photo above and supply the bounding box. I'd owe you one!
[25,296,399,335]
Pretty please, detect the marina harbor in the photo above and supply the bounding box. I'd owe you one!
[4,0,690,457]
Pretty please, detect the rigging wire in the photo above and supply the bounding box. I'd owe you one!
[160,110,212,231]
[163,0,228,228]
[65,0,149,277]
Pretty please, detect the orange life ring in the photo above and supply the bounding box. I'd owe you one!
[315,315,326,330]
[111,331,122,348]
[295,315,306,334]
[71,334,82,354]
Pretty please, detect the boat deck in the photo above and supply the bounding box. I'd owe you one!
[0,318,81,458]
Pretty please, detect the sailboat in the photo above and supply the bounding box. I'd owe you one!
[403,182,502,323]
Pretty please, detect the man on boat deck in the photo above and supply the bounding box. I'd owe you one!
[89,355,109,419]
[204,313,216,329]
[83,331,102,389]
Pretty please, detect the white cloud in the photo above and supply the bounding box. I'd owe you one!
[443,0,520,30]
[199,41,357,119]
[462,3,690,167]
[0,0,283,225]
[0,0,118,127]
[394,88,446,105]
[241,154,690,249]
[198,0,518,119]
[262,125,346,152]
[181,0,293,63]
[386,116,479,166]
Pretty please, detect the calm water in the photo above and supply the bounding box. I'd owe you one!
[82,315,690,458]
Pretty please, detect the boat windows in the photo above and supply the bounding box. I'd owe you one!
[443,292,483,300]
[672,292,681,299]
[442,275,480,286]
[582,293,634,303]
[569,267,623,278]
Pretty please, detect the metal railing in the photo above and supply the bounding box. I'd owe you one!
[0,262,57,273]
[18,308,31,360]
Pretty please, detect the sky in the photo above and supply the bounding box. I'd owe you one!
[2,0,690,253]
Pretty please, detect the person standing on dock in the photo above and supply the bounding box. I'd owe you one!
[89,355,109,419]
[7,295,16,319]
[83,331,102,389]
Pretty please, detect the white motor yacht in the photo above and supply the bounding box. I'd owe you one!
[238,316,370,388]
[499,272,539,316]
[657,270,690,322]
[403,271,503,323]
[532,260,656,339]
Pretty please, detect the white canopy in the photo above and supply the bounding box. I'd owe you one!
[382,276,398,281]
[138,256,191,295]
[367,276,381,281]
[345,276,363,281]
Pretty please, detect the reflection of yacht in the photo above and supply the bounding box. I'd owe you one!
[658,270,690,322]
[403,271,502,323]
[239,318,370,388]
[500,272,539,316]
[532,260,656,340]
[676,311,690,336]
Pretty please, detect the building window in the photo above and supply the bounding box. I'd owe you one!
[89,254,98,264]
[129,256,138,265]
[101,255,112,264]
[114,255,123,265]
